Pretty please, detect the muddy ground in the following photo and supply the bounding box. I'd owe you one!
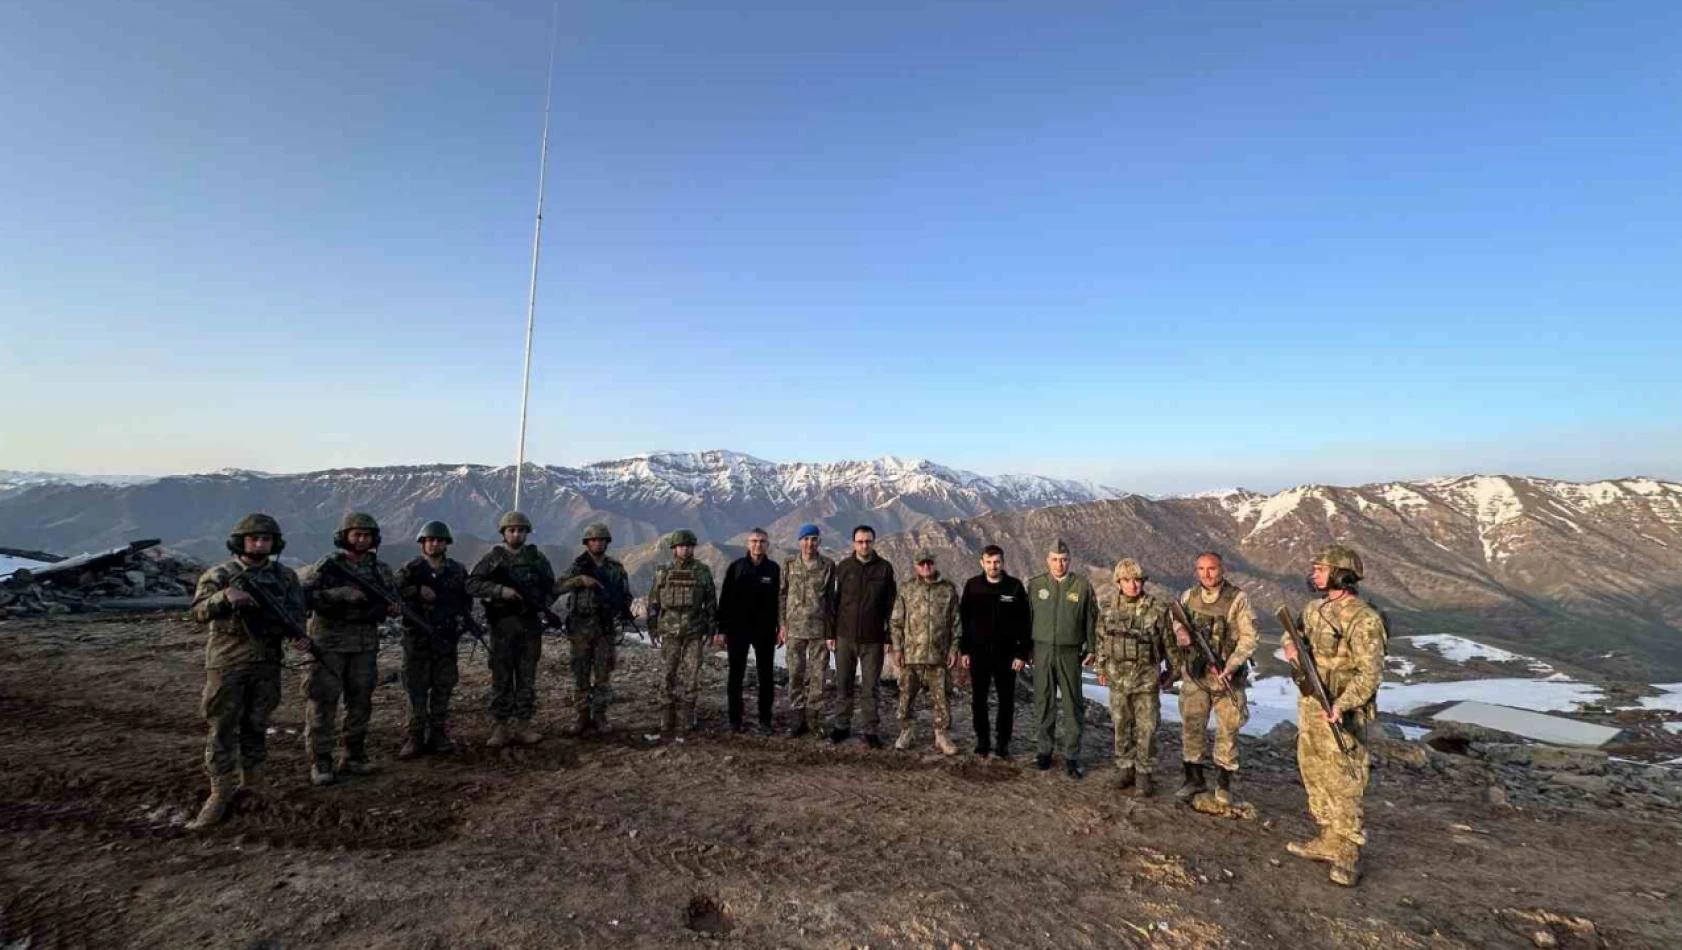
[2,613,1678,949]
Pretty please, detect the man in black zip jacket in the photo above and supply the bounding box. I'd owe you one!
[718,528,782,733]
[826,524,897,748]
[959,545,1031,758]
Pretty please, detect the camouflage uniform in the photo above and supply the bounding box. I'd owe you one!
[191,558,303,779]
[647,543,717,733]
[1098,592,1172,775]
[555,549,632,728]
[466,543,556,726]
[1293,591,1386,876]
[1175,581,1258,772]
[780,552,835,731]
[889,567,961,743]
[303,550,397,769]
[395,554,470,743]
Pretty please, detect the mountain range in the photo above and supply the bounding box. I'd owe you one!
[2,457,1678,679]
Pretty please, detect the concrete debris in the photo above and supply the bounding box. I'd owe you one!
[0,544,203,619]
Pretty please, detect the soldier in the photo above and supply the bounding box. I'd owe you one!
[890,549,962,754]
[394,521,471,758]
[826,525,897,748]
[466,511,557,748]
[1095,558,1174,796]
[719,528,782,734]
[647,529,718,738]
[1172,551,1259,804]
[554,523,633,735]
[959,544,1031,759]
[302,512,401,785]
[185,513,308,829]
[779,524,834,738]
[1028,539,1099,778]
[1282,545,1387,887]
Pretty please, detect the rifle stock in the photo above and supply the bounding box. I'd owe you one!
[1276,607,1355,756]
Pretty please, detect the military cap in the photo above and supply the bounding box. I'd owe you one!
[1049,538,1070,555]
[798,523,821,539]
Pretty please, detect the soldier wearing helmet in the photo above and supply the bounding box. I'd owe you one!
[1171,551,1260,805]
[1282,544,1388,887]
[184,513,307,830]
[554,523,634,735]
[301,512,401,786]
[393,521,472,759]
[645,529,717,738]
[1095,558,1174,797]
[466,510,556,748]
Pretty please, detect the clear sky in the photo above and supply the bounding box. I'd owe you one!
[2,0,1678,495]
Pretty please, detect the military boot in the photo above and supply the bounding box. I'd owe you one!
[1111,766,1136,790]
[486,720,511,749]
[310,758,335,787]
[514,719,544,745]
[571,706,596,737]
[1286,831,1342,864]
[933,730,957,756]
[240,765,267,797]
[1175,762,1205,802]
[1214,766,1234,805]
[339,745,376,775]
[1132,769,1155,798]
[660,704,678,737]
[398,727,426,761]
[788,713,810,738]
[429,724,456,754]
[894,722,915,751]
[1329,843,1363,887]
[592,705,611,734]
[186,775,232,831]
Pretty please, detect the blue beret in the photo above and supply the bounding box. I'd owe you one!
[798,523,821,539]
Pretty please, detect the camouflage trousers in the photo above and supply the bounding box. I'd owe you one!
[1296,696,1370,845]
[568,626,617,718]
[897,663,951,731]
[401,633,459,735]
[785,637,830,725]
[488,618,542,723]
[302,650,378,764]
[1180,677,1249,770]
[659,633,706,724]
[201,663,282,777]
[1108,686,1160,773]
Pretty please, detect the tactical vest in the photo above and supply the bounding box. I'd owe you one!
[656,564,701,636]
[1105,598,1163,664]
[318,555,389,624]
[1182,582,1239,656]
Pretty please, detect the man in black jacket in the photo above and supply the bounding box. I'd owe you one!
[959,545,1031,759]
[825,525,897,748]
[718,528,782,733]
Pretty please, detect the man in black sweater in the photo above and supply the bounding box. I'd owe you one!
[826,524,897,748]
[959,545,1032,758]
[718,528,782,733]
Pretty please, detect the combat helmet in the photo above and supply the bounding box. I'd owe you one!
[227,512,285,557]
[1113,558,1146,582]
[582,523,613,543]
[1313,544,1364,591]
[668,529,698,548]
[498,510,533,532]
[333,512,382,550]
[416,520,453,544]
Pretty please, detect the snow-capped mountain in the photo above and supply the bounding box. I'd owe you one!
[0,451,1123,564]
[0,470,157,496]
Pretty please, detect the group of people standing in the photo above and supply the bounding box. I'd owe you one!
[185,511,1386,887]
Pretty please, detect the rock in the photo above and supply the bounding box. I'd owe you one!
[1263,721,1298,746]
[1481,743,1609,775]
[124,570,148,592]
[1485,785,1510,807]
[1375,721,1407,741]
[1548,773,1610,794]
[1530,930,1557,948]
[1373,739,1429,768]
[1424,721,1521,756]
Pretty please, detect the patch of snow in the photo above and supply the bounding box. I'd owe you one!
[1380,484,1431,512]
[1387,657,1417,678]
[1398,724,1432,741]
[1247,486,1311,538]
[1380,678,1603,715]
[1664,723,1682,736]
[1407,634,1554,674]
[1636,684,1682,713]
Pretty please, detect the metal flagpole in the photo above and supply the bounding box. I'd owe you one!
[514,3,559,511]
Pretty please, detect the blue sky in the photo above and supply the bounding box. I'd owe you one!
[2,0,1678,494]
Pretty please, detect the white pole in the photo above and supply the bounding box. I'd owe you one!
[514,4,559,511]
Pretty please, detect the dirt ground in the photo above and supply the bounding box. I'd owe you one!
[2,613,1678,949]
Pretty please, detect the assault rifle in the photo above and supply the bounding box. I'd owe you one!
[394,559,493,655]
[227,569,337,682]
[486,563,565,630]
[569,554,645,641]
[1276,607,1355,756]
[1167,599,1250,721]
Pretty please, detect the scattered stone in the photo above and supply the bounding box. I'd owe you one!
[1548,773,1611,794]
[1485,785,1510,808]
[1263,721,1298,746]
[1481,744,1609,775]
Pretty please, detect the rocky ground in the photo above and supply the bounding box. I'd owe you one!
[2,612,1680,949]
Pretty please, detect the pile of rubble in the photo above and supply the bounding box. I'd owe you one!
[0,545,206,618]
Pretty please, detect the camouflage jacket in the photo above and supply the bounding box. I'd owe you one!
[466,544,557,628]
[890,574,961,665]
[1297,594,1387,722]
[304,552,398,653]
[1175,582,1260,681]
[779,553,835,641]
[647,558,717,640]
[555,553,631,635]
[395,555,471,642]
[191,558,305,670]
[1098,593,1173,694]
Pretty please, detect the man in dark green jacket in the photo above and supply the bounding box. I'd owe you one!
[1027,539,1099,778]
